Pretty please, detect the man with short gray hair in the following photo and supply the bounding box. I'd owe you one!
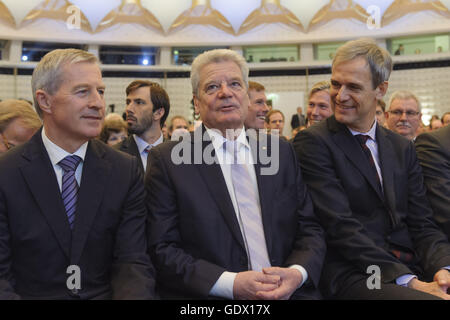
[385,90,422,140]
[146,48,325,300]
[0,48,156,299]
[294,38,450,300]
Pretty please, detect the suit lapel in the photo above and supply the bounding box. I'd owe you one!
[70,140,111,264]
[376,127,398,226]
[329,117,384,200]
[20,132,72,260]
[120,136,144,174]
[194,126,246,252]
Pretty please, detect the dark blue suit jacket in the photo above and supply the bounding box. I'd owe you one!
[0,130,156,299]
[146,125,326,299]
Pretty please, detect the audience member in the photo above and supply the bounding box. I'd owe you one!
[430,118,443,131]
[290,107,306,130]
[306,80,333,128]
[265,109,287,139]
[168,115,189,141]
[376,99,386,127]
[385,90,422,141]
[244,81,269,130]
[115,80,169,175]
[146,49,326,300]
[98,113,127,146]
[415,125,450,237]
[0,99,41,153]
[441,112,450,126]
[293,38,450,300]
[0,48,156,299]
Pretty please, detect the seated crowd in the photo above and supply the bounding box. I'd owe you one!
[0,38,449,300]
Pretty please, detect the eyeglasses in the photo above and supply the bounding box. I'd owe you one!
[388,110,420,117]
[1,133,13,150]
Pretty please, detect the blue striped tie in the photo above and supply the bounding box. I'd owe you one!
[58,155,82,229]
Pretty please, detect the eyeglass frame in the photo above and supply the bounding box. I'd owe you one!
[388,110,420,118]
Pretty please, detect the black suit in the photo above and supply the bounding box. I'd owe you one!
[415,126,450,237]
[115,135,144,175]
[291,114,306,130]
[0,130,156,299]
[293,116,450,298]
[146,126,326,299]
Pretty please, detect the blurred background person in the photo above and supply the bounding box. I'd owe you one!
[441,111,450,126]
[0,99,41,153]
[290,106,306,130]
[376,99,387,127]
[429,116,443,131]
[245,81,269,130]
[306,80,333,128]
[385,90,422,141]
[98,113,128,146]
[168,115,189,141]
[265,109,287,140]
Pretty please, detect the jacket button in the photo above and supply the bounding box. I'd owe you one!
[239,256,247,266]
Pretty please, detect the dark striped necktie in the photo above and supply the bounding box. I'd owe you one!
[58,155,82,230]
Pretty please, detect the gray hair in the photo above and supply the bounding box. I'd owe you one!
[388,90,421,112]
[333,38,392,89]
[31,48,99,118]
[190,49,249,96]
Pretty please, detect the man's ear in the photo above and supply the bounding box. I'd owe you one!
[35,90,52,115]
[153,107,165,121]
[193,95,200,114]
[376,81,388,99]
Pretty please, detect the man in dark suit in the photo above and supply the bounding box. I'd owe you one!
[0,49,156,299]
[146,49,326,299]
[115,80,169,175]
[290,107,306,130]
[415,125,450,237]
[293,38,450,300]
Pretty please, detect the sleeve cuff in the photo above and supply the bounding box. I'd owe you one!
[396,274,417,287]
[209,271,237,299]
[289,265,308,288]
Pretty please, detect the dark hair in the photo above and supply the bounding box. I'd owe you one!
[126,80,170,128]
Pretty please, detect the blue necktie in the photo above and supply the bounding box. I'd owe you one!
[58,155,82,229]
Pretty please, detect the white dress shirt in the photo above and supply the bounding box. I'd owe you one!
[206,126,307,299]
[41,128,88,191]
[133,133,163,172]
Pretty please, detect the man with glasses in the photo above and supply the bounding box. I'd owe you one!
[385,90,422,141]
[0,99,41,153]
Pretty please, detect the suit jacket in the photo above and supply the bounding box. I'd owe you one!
[293,116,450,298]
[291,114,306,130]
[145,125,326,299]
[0,130,156,299]
[415,125,450,237]
[115,135,144,175]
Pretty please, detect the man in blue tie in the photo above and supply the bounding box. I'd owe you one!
[0,49,156,299]
[146,49,325,299]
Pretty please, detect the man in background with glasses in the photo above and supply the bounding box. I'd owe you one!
[0,99,41,153]
[385,90,422,141]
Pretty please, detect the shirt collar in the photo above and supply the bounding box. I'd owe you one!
[347,118,378,141]
[41,127,88,167]
[133,133,163,154]
[205,126,249,151]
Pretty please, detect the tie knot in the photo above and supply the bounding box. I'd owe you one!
[59,155,82,172]
[144,145,151,153]
[355,134,370,145]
